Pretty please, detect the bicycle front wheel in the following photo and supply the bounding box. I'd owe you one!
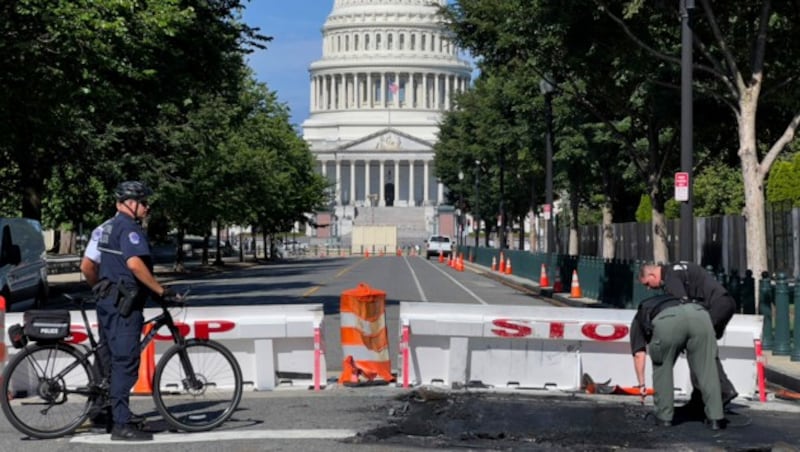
[0,343,97,439]
[153,339,243,432]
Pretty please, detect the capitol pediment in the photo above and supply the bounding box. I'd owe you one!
[340,128,433,152]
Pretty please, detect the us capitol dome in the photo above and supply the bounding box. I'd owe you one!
[302,0,472,221]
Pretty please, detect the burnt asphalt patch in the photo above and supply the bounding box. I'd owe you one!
[349,389,800,451]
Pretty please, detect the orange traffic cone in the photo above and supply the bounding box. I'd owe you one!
[458,254,465,272]
[553,267,564,292]
[132,324,155,395]
[505,258,512,275]
[539,263,550,287]
[499,255,506,273]
[570,270,583,298]
[438,250,444,263]
[365,249,370,258]
[491,256,497,271]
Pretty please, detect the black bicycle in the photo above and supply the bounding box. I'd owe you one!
[0,292,243,439]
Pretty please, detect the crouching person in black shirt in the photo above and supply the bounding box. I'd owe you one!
[630,294,726,430]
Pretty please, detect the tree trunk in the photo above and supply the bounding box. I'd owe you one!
[569,193,579,256]
[650,183,669,264]
[651,208,669,264]
[739,93,768,311]
[58,228,77,255]
[529,208,537,253]
[174,229,186,273]
[602,203,614,259]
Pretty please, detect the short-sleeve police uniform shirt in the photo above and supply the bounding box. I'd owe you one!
[98,214,153,288]
[83,218,114,264]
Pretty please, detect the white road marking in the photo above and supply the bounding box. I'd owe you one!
[403,256,428,302]
[70,428,359,445]
[426,259,488,305]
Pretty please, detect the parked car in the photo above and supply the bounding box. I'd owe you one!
[425,235,452,259]
[277,239,308,257]
[0,218,48,308]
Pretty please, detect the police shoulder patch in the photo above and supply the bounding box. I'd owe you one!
[91,228,103,240]
[128,231,141,245]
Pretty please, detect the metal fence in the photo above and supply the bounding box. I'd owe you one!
[574,206,800,278]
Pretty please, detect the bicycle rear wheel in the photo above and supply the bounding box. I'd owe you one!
[153,339,242,432]
[0,343,97,439]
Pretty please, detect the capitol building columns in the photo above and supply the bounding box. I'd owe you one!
[320,157,446,207]
[303,0,472,215]
[309,71,469,112]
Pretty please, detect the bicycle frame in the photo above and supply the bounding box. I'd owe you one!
[40,294,201,400]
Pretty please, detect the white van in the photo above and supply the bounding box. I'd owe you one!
[0,218,49,309]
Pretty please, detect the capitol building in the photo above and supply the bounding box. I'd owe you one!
[302,0,472,240]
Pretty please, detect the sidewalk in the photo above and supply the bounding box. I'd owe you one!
[465,259,800,398]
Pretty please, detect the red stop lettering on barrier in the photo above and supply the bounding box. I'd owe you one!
[491,319,532,338]
[581,323,628,341]
[67,326,89,345]
[154,322,191,341]
[194,320,235,339]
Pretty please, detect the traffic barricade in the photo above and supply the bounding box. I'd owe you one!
[398,302,762,398]
[339,283,394,384]
[3,304,326,391]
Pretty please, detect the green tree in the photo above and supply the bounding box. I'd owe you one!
[766,153,800,207]
[604,0,800,299]
[694,161,745,216]
[0,0,268,223]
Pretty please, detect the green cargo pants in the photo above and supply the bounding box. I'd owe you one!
[648,303,724,422]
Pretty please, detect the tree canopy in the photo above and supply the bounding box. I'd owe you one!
[0,1,327,255]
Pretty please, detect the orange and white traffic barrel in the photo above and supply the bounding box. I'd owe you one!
[338,283,394,385]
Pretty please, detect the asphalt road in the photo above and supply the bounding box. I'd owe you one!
[2,256,800,450]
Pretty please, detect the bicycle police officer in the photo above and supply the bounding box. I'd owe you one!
[95,181,176,441]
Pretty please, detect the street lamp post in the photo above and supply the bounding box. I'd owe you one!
[474,161,480,248]
[540,78,555,254]
[679,0,695,262]
[458,170,464,248]
[498,150,506,250]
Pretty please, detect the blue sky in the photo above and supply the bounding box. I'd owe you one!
[241,1,331,128]
[241,1,472,129]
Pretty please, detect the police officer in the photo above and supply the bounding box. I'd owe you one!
[639,262,738,413]
[95,181,175,441]
[630,294,725,430]
[80,219,146,432]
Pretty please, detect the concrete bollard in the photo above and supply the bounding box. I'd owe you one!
[741,270,755,315]
[759,271,774,350]
[727,270,741,313]
[773,273,792,355]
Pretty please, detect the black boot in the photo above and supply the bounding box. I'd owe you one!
[111,424,153,441]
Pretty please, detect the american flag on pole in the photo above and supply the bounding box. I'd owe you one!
[389,81,399,95]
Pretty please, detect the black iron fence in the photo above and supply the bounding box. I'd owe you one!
[574,206,799,278]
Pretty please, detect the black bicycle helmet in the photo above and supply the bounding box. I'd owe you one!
[114,181,153,201]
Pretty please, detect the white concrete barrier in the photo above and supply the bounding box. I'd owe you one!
[3,304,326,391]
[398,302,762,397]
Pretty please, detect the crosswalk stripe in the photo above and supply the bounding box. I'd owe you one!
[70,429,359,444]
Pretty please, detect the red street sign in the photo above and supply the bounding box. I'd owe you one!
[674,172,689,202]
[543,204,551,220]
